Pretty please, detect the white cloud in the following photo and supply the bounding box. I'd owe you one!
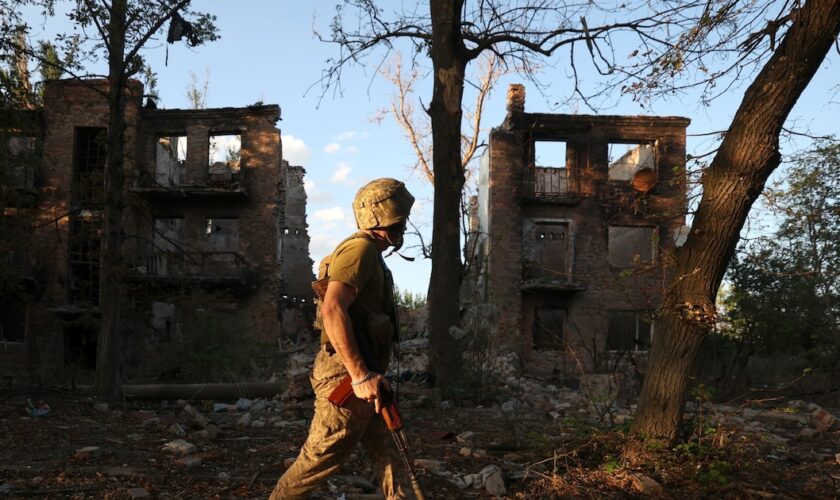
[311,207,346,222]
[303,179,315,193]
[331,163,352,183]
[345,145,359,155]
[324,143,341,154]
[334,131,358,142]
[282,135,310,165]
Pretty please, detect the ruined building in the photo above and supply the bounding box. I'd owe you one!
[469,85,689,375]
[0,79,312,382]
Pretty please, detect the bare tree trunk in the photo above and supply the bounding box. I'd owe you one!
[632,0,840,443]
[94,0,127,402]
[427,0,468,386]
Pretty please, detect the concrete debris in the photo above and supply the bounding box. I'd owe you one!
[337,475,376,493]
[217,471,231,481]
[501,400,517,414]
[191,423,220,440]
[235,398,253,411]
[175,456,202,469]
[456,431,476,444]
[169,423,186,436]
[630,473,663,495]
[251,399,269,413]
[93,402,110,413]
[237,413,252,427]
[284,367,314,400]
[251,419,266,428]
[810,407,837,432]
[127,487,151,499]
[182,403,209,428]
[161,439,196,455]
[74,446,102,460]
[413,458,446,473]
[274,418,308,428]
[480,465,506,496]
[213,403,237,412]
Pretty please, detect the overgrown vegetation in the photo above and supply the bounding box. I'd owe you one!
[701,141,840,396]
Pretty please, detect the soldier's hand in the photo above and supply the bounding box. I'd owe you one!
[352,372,388,413]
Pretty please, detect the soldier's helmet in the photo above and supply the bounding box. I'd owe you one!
[352,178,415,230]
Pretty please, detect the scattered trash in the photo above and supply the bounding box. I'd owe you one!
[26,399,50,418]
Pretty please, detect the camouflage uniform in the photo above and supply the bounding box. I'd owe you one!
[270,179,416,500]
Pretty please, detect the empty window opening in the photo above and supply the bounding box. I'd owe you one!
[73,128,106,210]
[4,135,37,189]
[608,225,656,268]
[151,301,183,342]
[534,141,568,195]
[150,217,185,276]
[608,143,654,181]
[155,135,187,186]
[205,217,240,272]
[208,133,241,173]
[533,307,566,350]
[0,299,26,342]
[607,310,652,351]
[67,216,101,305]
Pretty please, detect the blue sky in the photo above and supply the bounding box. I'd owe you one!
[20,1,839,295]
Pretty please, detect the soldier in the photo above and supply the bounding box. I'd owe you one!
[270,178,416,499]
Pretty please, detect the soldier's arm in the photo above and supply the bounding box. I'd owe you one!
[321,280,386,408]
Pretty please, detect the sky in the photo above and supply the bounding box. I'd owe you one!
[18,1,840,296]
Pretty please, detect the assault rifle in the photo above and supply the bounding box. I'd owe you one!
[312,278,426,499]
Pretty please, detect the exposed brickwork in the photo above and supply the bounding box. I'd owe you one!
[0,79,313,382]
[474,85,689,374]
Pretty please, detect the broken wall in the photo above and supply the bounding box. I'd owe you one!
[474,84,689,376]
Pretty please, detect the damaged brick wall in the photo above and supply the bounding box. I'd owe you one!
[472,84,689,377]
[0,79,314,383]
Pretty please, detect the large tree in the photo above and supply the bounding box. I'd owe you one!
[322,0,716,386]
[630,0,840,442]
[3,0,218,400]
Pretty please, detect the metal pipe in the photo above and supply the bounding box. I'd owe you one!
[76,382,284,400]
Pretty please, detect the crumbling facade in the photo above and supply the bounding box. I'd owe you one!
[469,85,689,375]
[0,79,313,382]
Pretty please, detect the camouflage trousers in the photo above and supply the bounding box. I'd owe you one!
[269,347,414,499]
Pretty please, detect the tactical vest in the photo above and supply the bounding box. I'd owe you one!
[311,232,400,352]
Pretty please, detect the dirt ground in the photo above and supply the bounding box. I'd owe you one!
[1,385,839,499]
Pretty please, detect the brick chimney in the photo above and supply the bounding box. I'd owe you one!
[506,84,525,114]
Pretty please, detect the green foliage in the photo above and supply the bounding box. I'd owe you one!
[602,454,622,473]
[394,287,426,309]
[698,460,731,486]
[721,140,840,366]
[525,430,552,451]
